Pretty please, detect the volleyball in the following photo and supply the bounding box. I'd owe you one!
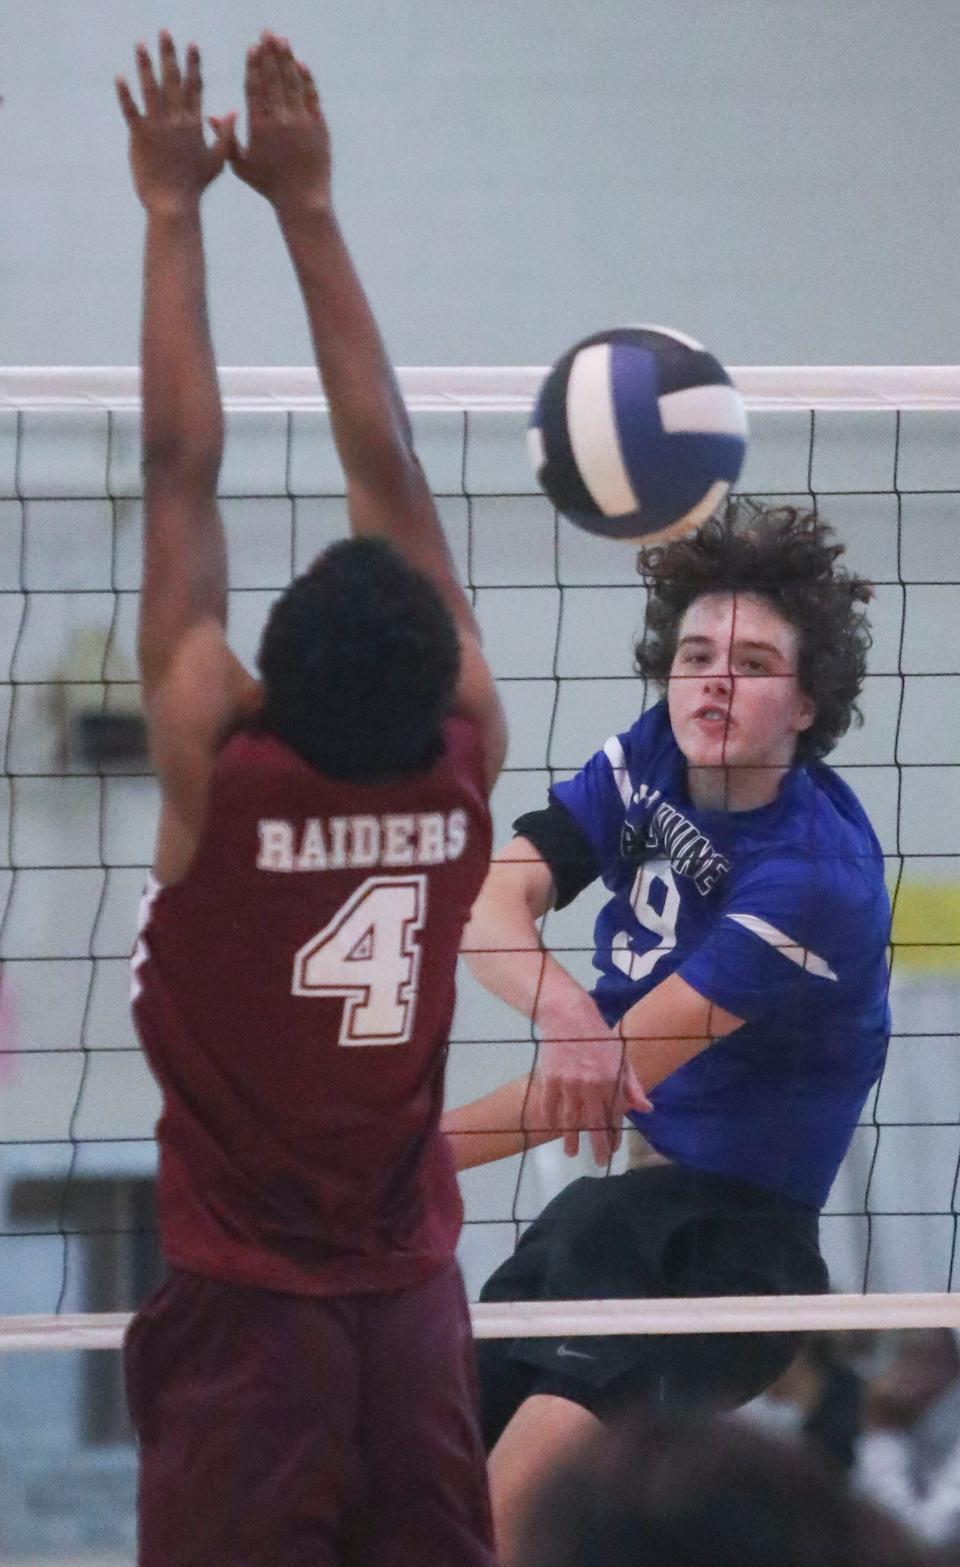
[527,325,748,543]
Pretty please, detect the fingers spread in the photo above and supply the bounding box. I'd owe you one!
[244,34,322,125]
[158,30,182,105]
[298,62,321,121]
[183,42,202,115]
[273,36,303,111]
[258,38,284,112]
[115,75,140,126]
[245,45,264,116]
[135,42,160,116]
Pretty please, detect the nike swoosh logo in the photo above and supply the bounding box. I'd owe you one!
[556,1343,594,1360]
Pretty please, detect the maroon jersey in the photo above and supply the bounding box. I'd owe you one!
[132,718,492,1296]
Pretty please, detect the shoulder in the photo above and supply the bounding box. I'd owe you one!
[786,768,885,895]
[723,765,884,886]
[582,700,679,803]
[785,762,882,853]
[549,700,680,859]
[151,726,309,885]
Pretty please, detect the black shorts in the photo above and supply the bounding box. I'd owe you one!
[476,1162,828,1445]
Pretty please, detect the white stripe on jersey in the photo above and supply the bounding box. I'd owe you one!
[728,912,838,981]
[602,735,633,809]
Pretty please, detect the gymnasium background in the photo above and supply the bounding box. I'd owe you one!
[1,1,959,1558]
[5,1,960,365]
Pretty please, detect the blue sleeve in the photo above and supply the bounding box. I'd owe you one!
[678,852,867,1021]
[549,732,633,877]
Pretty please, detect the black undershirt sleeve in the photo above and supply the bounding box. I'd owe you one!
[512,799,600,911]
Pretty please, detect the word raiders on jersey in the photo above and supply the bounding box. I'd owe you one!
[257,809,469,873]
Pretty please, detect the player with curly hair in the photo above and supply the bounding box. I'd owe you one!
[443,500,890,1565]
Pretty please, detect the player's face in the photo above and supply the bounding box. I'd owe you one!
[667,592,815,784]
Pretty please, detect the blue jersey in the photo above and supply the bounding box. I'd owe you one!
[550,701,891,1208]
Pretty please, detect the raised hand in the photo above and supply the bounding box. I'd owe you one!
[219,32,331,215]
[116,33,230,214]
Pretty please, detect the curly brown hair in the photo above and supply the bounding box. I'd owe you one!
[635,500,874,761]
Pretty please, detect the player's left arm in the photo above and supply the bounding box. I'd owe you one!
[617,972,744,1084]
[117,36,260,881]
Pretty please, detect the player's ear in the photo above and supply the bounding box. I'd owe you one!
[794,689,816,732]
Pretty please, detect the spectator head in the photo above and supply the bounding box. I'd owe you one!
[517,1407,952,1567]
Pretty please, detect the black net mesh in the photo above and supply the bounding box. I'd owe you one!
[0,383,958,1332]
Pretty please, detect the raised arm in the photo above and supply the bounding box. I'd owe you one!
[223,33,505,788]
[117,35,259,882]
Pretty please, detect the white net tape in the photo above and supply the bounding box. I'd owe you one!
[0,1291,958,1354]
[3,363,960,410]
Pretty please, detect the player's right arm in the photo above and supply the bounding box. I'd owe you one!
[223,33,506,791]
[446,836,651,1168]
[117,36,260,886]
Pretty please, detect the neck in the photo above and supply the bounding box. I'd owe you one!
[686,761,791,813]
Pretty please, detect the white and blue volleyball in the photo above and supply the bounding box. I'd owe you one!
[528,326,748,542]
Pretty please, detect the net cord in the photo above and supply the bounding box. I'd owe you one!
[3,365,960,411]
[1,1292,958,1352]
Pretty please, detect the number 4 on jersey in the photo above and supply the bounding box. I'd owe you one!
[292,875,427,1046]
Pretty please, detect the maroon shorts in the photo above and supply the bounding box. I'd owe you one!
[124,1262,495,1567]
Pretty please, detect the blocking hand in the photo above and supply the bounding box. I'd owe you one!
[217,32,331,216]
[116,33,230,214]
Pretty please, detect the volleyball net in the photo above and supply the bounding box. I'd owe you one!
[0,364,959,1335]
[0,362,959,1556]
